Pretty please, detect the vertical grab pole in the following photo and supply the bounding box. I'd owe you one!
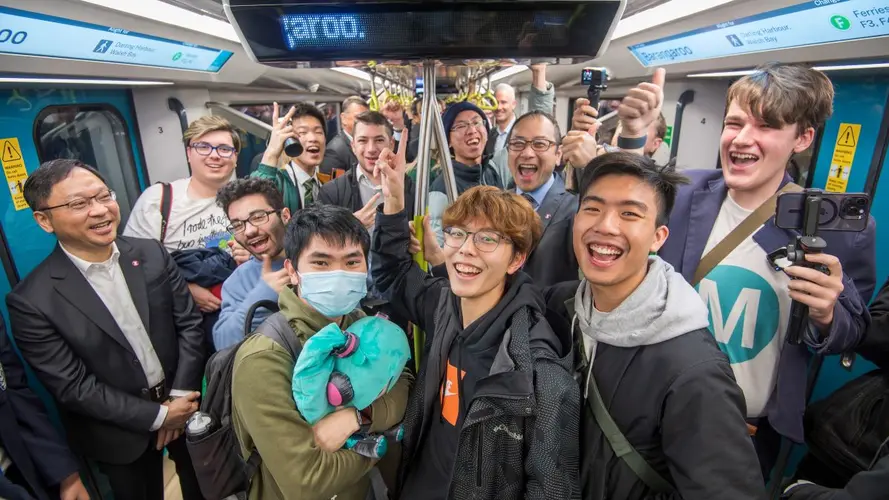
[410,60,437,371]
[430,98,458,203]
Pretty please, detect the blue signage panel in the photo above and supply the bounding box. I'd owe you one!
[0,6,233,73]
[628,0,889,67]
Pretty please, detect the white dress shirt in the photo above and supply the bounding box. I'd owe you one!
[61,243,179,431]
[286,161,320,208]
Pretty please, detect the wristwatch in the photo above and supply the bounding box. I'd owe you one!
[616,134,648,150]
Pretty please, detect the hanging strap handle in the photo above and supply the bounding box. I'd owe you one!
[693,183,803,286]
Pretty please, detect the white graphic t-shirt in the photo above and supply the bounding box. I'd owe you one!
[124,177,233,254]
[697,195,791,417]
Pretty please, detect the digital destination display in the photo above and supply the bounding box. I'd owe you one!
[279,11,570,51]
[224,1,624,64]
[628,0,889,67]
[0,6,234,73]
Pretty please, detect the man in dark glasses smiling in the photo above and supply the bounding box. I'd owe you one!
[212,178,292,350]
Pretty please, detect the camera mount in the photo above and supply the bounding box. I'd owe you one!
[767,190,830,345]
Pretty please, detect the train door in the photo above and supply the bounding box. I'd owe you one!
[0,87,146,498]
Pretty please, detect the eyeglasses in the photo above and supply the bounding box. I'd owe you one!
[442,227,510,253]
[190,141,237,158]
[507,138,558,153]
[40,190,117,213]
[451,120,487,135]
[227,209,279,234]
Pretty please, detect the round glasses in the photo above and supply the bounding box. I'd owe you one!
[190,141,237,158]
[442,227,510,253]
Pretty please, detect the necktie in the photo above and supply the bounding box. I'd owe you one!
[521,193,537,210]
[303,178,316,207]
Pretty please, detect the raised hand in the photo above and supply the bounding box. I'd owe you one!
[571,98,600,134]
[618,67,666,138]
[261,255,291,293]
[354,193,381,230]
[261,102,297,166]
[376,135,408,214]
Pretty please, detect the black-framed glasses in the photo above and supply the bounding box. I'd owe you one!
[227,209,279,234]
[442,227,510,253]
[507,138,558,153]
[39,190,117,213]
[190,141,237,158]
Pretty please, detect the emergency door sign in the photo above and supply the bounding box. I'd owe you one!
[825,123,860,193]
[0,138,29,210]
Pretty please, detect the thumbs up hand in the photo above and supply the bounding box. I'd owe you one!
[618,67,666,139]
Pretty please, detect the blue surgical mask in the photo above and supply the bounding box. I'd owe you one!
[298,270,368,318]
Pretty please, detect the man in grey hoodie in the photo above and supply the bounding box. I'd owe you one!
[543,151,765,499]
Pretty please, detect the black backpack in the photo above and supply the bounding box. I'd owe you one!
[803,369,889,485]
[186,303,301,500]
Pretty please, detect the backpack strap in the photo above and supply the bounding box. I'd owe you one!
[587,370,675,493]
[253,312,303,361]
[244,451,263,483]
[159,182,173,243]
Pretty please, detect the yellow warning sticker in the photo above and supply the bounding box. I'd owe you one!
[825,123,861,193]
[0,138,29,210]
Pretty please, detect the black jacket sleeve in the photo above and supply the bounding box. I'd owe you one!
[859,278,889,369]
[6,291,162,432]
[371,206,447,333]
[0,323,80,487]
[657,357,766,500]
[525,353,582,499]
[158,240,205,391]
[783,452,889,500]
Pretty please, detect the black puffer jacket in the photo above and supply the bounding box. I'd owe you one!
[371,207,581,500]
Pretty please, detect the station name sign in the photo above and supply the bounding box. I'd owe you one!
[0,6,234,73]
[628,0,889,67]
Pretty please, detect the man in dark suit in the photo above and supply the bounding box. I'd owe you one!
[319,111,417,228]
[7,159,205,500]
[0,318,89,500]
[506,110,579,286]
[320,96,369,179]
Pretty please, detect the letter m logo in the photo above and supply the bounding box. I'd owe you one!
[699,279,760,350]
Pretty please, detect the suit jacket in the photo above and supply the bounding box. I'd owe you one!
[0,321,80,500]
[522,175,579,287]
[6,236,205,465]
[320,133,356,178]
[659,169,876,443]
[318,166,417,216]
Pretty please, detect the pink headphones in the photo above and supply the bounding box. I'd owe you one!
[326,330,360,406]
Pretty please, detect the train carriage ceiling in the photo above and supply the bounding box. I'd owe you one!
[2,0,887,98]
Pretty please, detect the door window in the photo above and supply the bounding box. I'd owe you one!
[34,105,141,225]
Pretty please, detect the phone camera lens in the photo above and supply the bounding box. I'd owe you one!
[856,198,867,207]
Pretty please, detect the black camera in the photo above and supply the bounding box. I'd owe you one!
[581,67,607,109]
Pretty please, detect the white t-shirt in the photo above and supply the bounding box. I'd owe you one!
[124,177,234,254]
[697,195,792,417]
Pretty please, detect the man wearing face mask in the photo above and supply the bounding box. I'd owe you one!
[230,204,414,500]
[211,178,291,351]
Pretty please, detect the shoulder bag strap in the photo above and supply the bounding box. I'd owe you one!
[159,182,172,243]
[692,182,803,286]
[587,370,675,493]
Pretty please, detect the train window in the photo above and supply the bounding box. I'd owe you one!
[34,105,142,225]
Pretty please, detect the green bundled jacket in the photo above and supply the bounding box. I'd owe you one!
[231,286,414,500]
[250,163,302,213]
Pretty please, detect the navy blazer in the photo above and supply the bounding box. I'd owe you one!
[522,174,580,287]
[659,169,876,443]
[0,320,79,500]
